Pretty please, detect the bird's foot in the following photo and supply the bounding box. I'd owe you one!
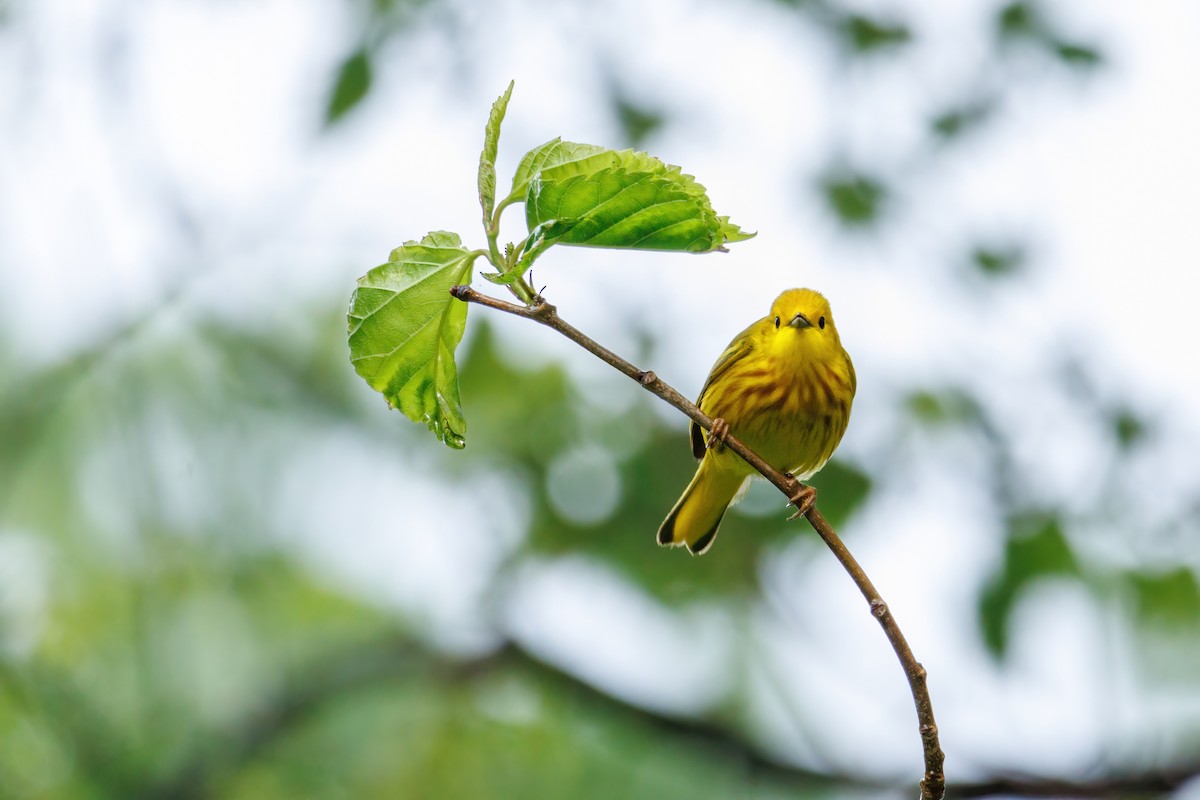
[707,418,730,453]
[786,483,817,521]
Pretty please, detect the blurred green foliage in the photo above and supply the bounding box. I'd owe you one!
[978,514,1079,658]
[0,306,876,798]
[969,244,1026,279]
[836,13,911,55]
[1111,407,1148,451]
[995,1,1104,70]
[931,100,995,142]
[818,169,887,229]
[3,0,1197,797]
[1128,567,1200,627]
[326,46,374,125]
[996,0,1041,40]
[5,279,1190,795]
[906,388,984,428]
[609,86,667,148]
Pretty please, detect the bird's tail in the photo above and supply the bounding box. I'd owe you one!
[657,457,747,555]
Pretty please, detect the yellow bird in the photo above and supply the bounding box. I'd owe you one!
[657,288,856,555]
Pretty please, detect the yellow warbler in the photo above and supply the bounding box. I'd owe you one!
[657,288,856,554]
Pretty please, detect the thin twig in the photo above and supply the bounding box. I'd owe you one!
[451,284,946,800]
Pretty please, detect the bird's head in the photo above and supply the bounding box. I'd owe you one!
[768,288,841,352]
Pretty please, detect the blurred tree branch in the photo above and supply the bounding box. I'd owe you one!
[954,771,1200,798]
[133,631,1200,800]
[449,284,946,799]
[136,634,864,799]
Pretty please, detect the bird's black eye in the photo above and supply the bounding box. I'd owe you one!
[774,316,780,329]
[818,316,826,329]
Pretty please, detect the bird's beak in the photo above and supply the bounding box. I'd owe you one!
[789,313,812,329]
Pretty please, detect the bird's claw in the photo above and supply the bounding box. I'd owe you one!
[786,484,817,521]
[707,418,730,452]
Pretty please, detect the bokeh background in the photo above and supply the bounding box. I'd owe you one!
[3,0,1200,797]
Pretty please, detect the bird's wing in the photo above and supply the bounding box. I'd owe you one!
[690,325,756,460]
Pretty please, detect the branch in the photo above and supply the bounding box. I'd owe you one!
[952,770,1200,798]
[451,284,946,800]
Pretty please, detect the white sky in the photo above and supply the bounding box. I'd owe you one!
[3,0,1199,783]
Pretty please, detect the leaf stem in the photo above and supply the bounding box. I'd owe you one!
[484,236,505,275]
[449,284,946,800]
[510,232,533,261]
[491,194,519,233]
[483,205,508,271]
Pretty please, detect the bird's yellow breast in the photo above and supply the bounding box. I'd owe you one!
[698,311,855,478]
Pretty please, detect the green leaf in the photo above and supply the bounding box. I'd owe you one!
[979,514,1079,658]
[508,138,609,203]
[347,231,481,448]
[326,47,373,125]
[478,81,514,229]
[513,219,577,275]
[523,147,753,254]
